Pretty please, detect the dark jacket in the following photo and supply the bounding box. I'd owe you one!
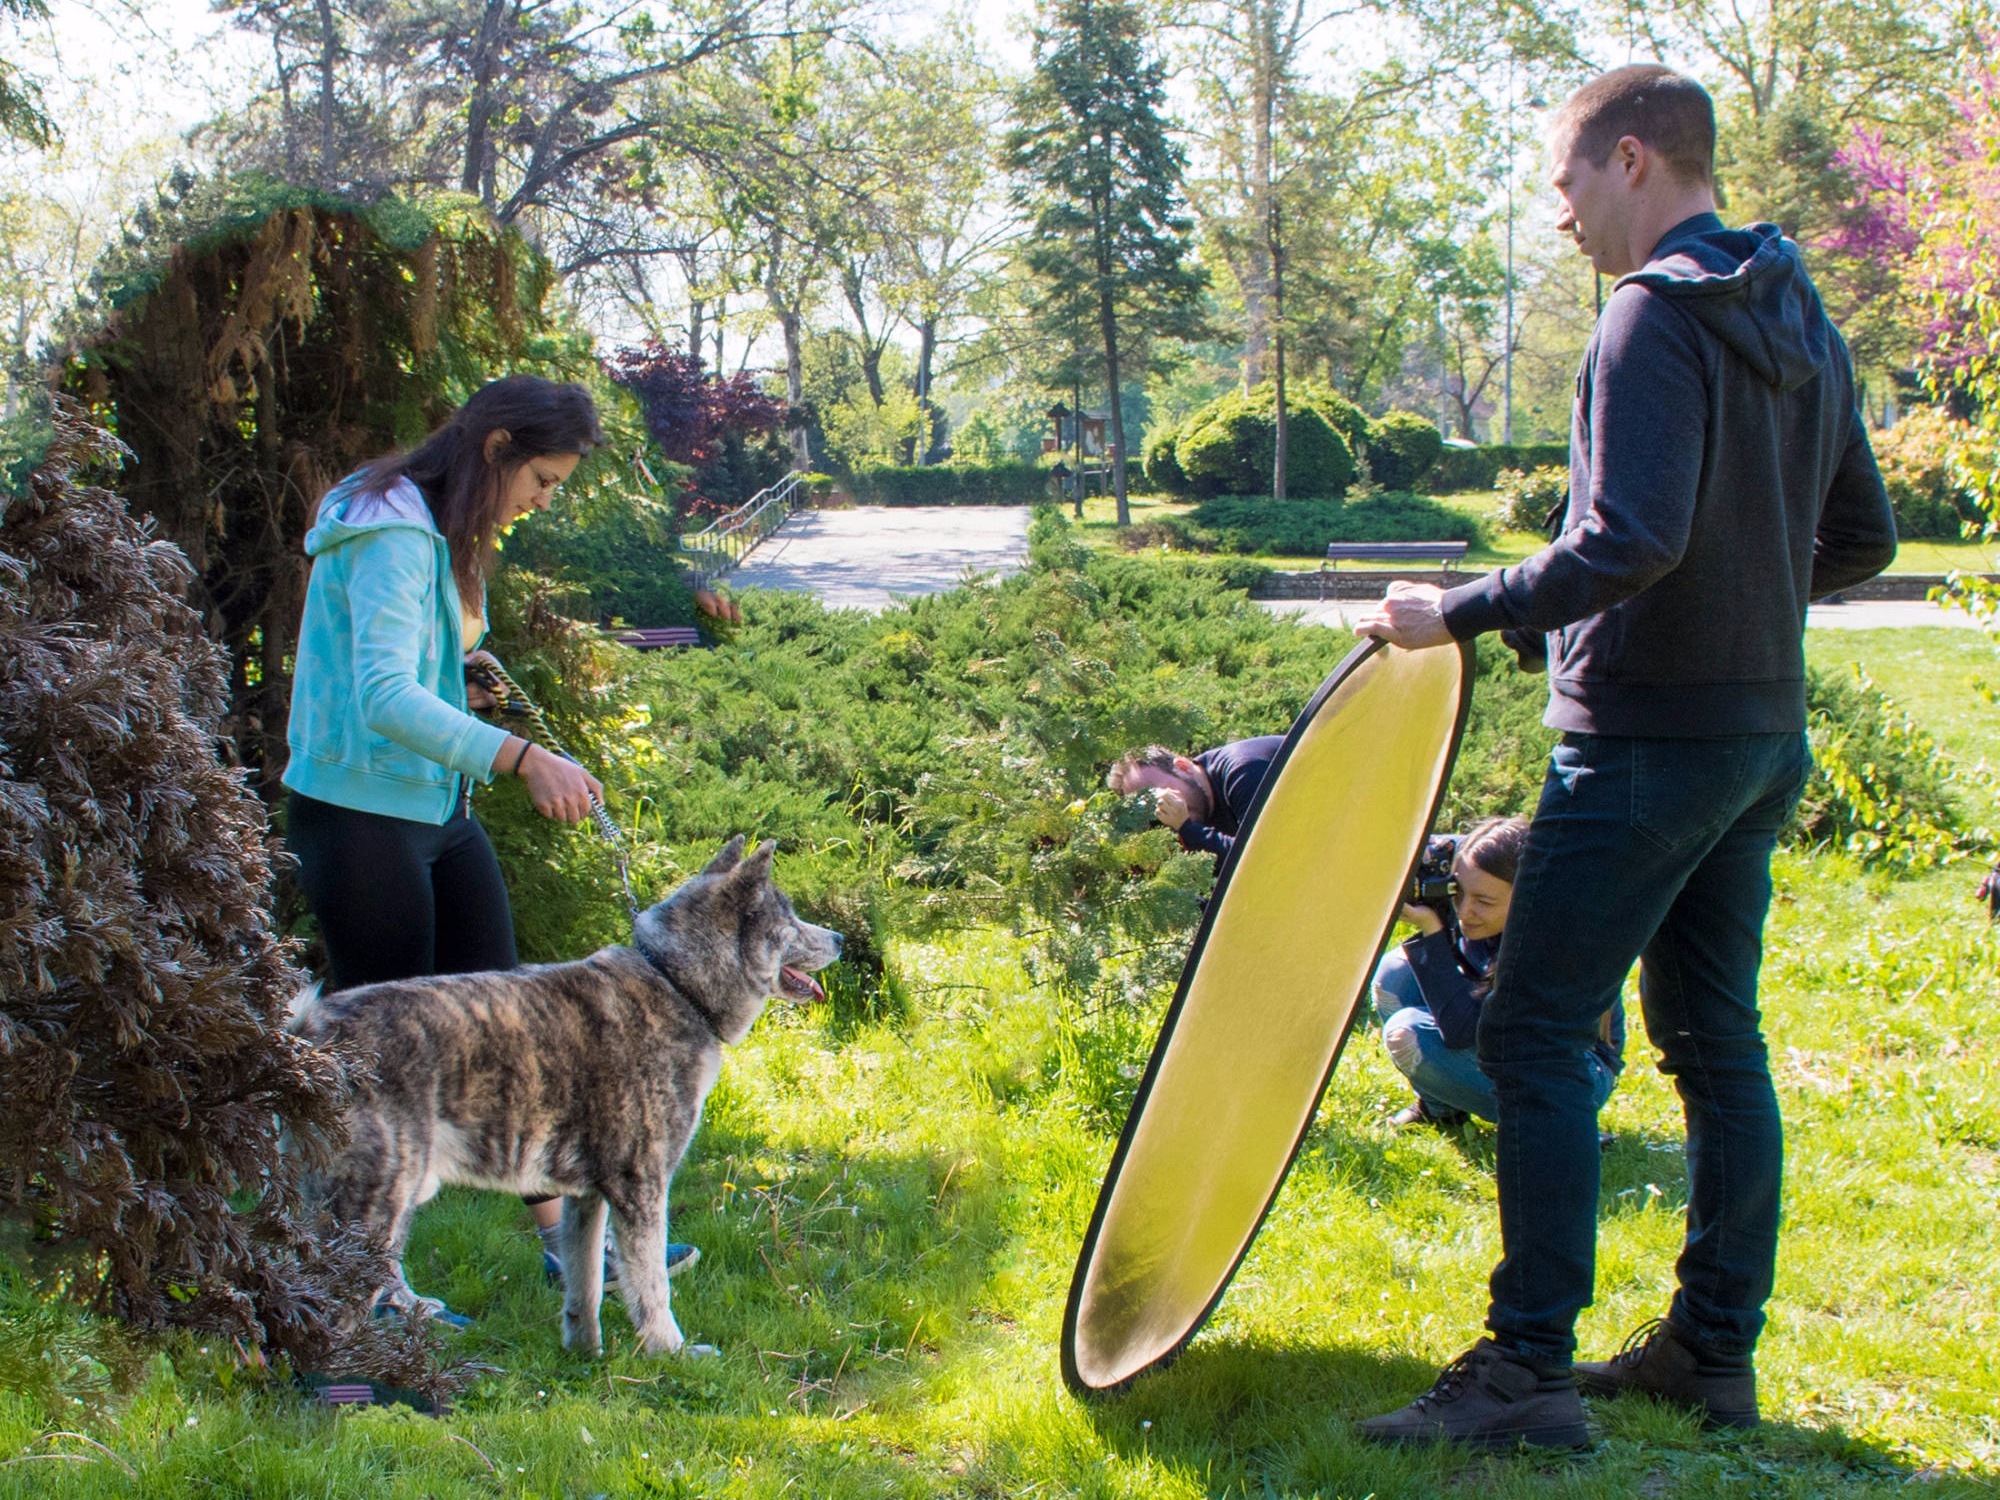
[1441,215,1897,736]
[1179,735,1284,867]
[1403,926,1625,1069]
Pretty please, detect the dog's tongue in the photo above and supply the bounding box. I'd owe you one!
[781,966,824,1001]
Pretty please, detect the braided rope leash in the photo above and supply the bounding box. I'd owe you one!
[470,658,641,922]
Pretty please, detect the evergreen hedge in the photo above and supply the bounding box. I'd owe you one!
[1427,442,1570,492]
[1177,389,1357,498]
[1369,411,1447,491]
[845,461,1050,506]
[1140,494,1488,554]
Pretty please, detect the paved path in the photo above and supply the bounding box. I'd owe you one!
[731,506,1030,611]
[1260,598,1982,632]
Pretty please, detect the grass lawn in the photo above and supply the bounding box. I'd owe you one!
[1805,627,2000,827]
[1070,494,1997,576]
[5,848,1993,1497]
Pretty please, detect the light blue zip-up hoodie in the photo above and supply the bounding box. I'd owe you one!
[282,474,512,824]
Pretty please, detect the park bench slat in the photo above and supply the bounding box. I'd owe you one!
[1319,541,1471,600]
[610,627,705,650]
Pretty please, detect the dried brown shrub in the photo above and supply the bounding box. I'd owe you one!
[64,189,561,800]
[0,401,459,1399]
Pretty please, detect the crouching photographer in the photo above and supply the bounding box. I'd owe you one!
[1372,816,1625,1130]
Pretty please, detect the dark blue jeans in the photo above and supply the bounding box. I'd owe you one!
[1477,731,1812,1369]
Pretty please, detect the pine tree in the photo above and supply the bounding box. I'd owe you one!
[1006,0,1208,525]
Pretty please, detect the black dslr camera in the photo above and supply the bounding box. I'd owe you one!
[1407,834,1460,921]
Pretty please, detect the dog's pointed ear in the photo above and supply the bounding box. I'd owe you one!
[702,835,748,876]
[732,838,777,884]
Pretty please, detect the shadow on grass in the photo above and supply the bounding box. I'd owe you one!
[401,1123,1012,1421]
[1075,1341,1984,1498]
[1322,1118,1696,1223]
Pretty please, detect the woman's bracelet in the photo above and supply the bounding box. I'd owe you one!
[510,739,533,776]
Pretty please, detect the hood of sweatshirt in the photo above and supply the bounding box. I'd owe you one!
[1617,215,1830,393]
[303,475,438,557]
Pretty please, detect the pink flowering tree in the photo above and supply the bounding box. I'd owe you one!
[1910,47,2000,657]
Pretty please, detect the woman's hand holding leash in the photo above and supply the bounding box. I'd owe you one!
[464,649,509,712]
[505,739,604,824]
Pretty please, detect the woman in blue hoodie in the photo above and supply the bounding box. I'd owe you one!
[285,375,605,976]
[284,375,690,1305]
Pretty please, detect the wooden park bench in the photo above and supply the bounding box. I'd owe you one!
[1319,540,1471,600]
[610,626,704,651]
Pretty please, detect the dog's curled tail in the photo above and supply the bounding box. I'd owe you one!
[287,980,324,1033]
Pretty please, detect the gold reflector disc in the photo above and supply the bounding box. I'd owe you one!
[1063,638,1473,1393]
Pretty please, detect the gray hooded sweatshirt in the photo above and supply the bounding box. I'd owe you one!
[1440,214,1897,737]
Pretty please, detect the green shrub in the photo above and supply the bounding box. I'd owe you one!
[480,509,1968,1016]
[1366,410,1446,491]
[1495,465,1569,533]
[503,497,698,627]
[1873,406,1982,538]
[1428,442,1569,492]
[1175,386,1357,498]
[1142,426,1187,493]
[1180,493,1486,555]
[1794,664,1985,867]
[846,461,1050,505]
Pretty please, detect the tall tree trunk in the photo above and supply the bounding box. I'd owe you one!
[687,298,703,362]
[780,309,809,469]
[842,275,887,406]
[913,315,938,466]
[1271,199,1286,501]
[461,0,507,206]
[1097,290,1129,525]
[1239,3,1279,392]
[314,0,338,189]
[1089,183,1131,525]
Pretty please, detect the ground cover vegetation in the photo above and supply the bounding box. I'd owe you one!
[1,520,1994,1492]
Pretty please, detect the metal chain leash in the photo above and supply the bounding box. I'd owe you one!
[468,658,641,921]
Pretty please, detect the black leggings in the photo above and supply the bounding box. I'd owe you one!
[288,790,517,991]
[289,791,555,1208]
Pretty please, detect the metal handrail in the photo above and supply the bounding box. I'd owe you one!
[678,470,808,588]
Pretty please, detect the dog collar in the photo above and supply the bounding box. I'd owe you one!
[632,942,728,1040]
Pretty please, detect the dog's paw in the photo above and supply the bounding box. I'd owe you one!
[637,1323,688,1357]
[561,1317,603,1358]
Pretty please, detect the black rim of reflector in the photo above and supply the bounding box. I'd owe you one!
[1060,635,1475,1396]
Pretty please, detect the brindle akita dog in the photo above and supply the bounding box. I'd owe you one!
[290,836,841,1357]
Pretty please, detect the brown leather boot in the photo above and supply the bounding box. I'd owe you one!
[1357,1339,1590,1451]
[1575,1317,1759,1430]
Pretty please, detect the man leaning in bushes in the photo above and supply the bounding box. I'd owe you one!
[1354,64,1895,1450]
[1105,736,1281,875]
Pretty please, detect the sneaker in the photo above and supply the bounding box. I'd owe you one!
[1575,1317,1758,1430]
[542,1242,701,1287]
[373,1300,474,1331]
[1357,1339,1590,1451]
[1389,1097,1469,1130]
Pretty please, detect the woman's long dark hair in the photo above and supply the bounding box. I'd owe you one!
[353,375,603,607]
[1459,815,1531,884]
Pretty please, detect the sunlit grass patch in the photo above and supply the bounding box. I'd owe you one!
[1,860,1993,1496]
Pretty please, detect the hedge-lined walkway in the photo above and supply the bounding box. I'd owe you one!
[731,504,1031,609]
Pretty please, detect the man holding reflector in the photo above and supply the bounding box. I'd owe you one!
[1353,64,1895,1450]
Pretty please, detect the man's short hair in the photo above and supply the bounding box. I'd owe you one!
[1552,64,1715,186]
[1107,744,1212,822]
